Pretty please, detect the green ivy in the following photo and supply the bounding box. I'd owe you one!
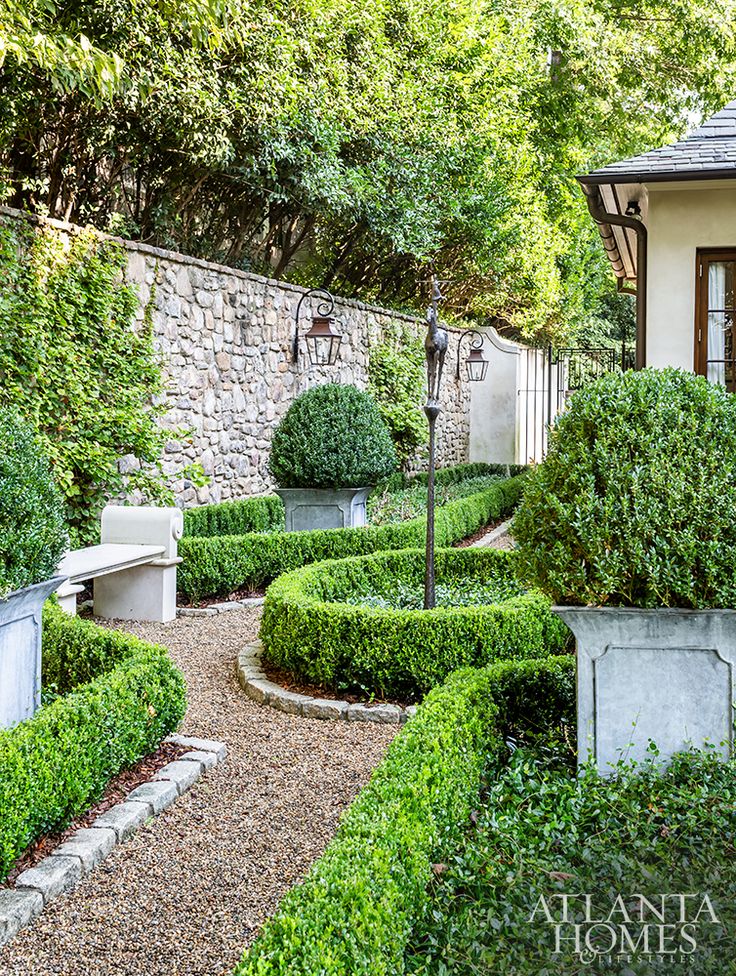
[0,217,186,544]
[368,329,428,469]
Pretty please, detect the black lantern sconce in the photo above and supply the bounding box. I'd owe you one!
[455,329,489,382]
[293,288,342,366]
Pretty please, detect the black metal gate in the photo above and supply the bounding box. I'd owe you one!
[518,343,632,462]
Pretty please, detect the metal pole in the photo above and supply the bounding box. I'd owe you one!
[422,278,448,611]
[423,401,440,609]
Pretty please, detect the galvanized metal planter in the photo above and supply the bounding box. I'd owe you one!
[275,487,371,532]
[0,576,66,729]
[555,606,736,773]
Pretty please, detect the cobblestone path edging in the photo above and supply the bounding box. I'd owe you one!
[0,734,226,949]
[237,641,416,725]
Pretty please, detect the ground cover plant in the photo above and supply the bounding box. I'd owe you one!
[367,474,504,526]
[406,743,736,975]
[235,656,575,976]
[260,547,569,698]
[179,466,524,601]
[0,604,186,880]
[513,368,736,608]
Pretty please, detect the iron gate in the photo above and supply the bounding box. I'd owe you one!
[518,344,632,463]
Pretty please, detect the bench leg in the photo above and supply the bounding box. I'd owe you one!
[56,584,84,616]
[94,563,178,623]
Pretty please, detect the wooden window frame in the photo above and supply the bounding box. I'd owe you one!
[694,248,736,378]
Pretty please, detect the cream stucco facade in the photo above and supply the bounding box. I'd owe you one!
[645,181,736,371]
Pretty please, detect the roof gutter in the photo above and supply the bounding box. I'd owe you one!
[579,182,647,369]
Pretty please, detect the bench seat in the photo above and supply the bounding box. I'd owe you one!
[58,544,166,587]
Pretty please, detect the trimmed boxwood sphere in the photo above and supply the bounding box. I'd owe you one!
[269,384,398,489]
[512,367,736,609]
[0,409,67,596]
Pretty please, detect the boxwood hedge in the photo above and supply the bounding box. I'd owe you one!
[513,367,736,608]
[235,655,576,976]
[0,605,186,880]
[183,494,284,539]
[260,547,570,698]
[178,474,525,601]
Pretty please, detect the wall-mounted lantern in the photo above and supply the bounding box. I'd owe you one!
[455,329,489,382]
[293,288,342,366]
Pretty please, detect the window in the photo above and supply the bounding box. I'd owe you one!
[695,250,736,391]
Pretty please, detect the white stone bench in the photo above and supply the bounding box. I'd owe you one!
[56,506,183,623]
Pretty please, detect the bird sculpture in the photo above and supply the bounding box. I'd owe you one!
[424,278,449,406]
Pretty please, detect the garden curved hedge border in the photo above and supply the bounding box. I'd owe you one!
[178,474,525,601]
[0,604,186,881]
[260,546,570,699]
[236,640,416,723]
[234,655,576,976]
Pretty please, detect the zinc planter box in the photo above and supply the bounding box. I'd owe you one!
[0,576,66,729]
[555,607,736,773]
[275,487,371,532]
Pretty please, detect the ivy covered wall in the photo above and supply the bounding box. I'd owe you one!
[0,214,195,543]
[0,207,472,516]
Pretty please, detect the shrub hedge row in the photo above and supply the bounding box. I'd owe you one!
[182,463,523,541]
[0,605,186,880]
[261,547,569,698]
[235,655,576,976]
[178,474,525,600]
[183,494,284,538]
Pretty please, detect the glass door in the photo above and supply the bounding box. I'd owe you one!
[696,251,736,391]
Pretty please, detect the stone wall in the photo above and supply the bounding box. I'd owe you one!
[125,243,470,506]
[1,207,471,506]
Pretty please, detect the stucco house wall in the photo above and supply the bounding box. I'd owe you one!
[646,182,736,371]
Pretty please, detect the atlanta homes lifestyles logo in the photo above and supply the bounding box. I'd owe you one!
[529,892,722,964]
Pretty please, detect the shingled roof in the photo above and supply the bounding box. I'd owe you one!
[579,100,736,185]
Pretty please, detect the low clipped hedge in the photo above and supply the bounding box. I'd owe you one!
[0,605,186,880]
[261,547,569,698]
[179,474,524,601]
[235,655,576,976]
[183,494,284,538]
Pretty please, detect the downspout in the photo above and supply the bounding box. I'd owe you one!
[580,183,647,369]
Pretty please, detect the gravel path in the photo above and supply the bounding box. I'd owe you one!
[0,608,397,976]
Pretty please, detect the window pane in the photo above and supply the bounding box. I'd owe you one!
[708,262,736,310]
[707,312,734,388]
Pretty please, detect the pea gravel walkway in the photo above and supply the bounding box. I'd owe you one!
[0,607,397,976]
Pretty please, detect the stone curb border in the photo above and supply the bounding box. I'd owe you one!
[469,518,512,548]
[237,640,417,725]
[0,734,227,949]
[178,596,265,617]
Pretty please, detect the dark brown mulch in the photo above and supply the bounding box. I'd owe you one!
[453,516,507,547]
[1,740,189,888]
[262,661,414,707]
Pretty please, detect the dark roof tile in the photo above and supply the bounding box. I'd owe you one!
[580,100,736,183]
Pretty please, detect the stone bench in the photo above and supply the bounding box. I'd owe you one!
[57,506,183,623]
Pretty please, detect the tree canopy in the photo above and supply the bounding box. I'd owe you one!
[2,0,736,342]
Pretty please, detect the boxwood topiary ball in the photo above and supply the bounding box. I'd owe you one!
[269,384,398,489]
[0,409,68,597]
[512,367,736,609]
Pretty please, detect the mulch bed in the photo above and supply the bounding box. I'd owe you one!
[262,661,414,707]
[1,740,189,888]
[453,516,507,547]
